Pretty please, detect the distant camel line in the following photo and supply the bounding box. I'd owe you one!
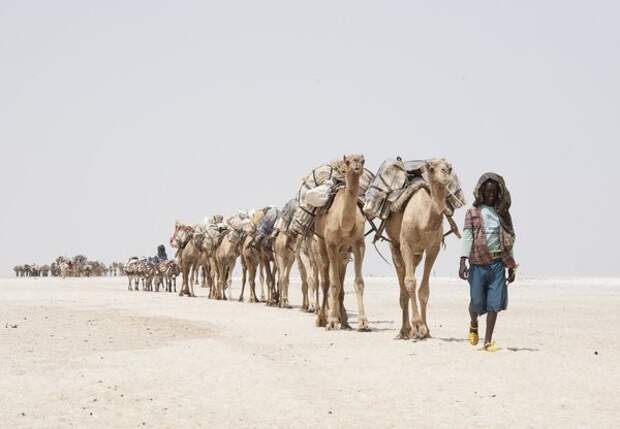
[13,256,125,278]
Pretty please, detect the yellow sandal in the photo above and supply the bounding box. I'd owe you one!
[483,341,501,352]
[468,325,479,346]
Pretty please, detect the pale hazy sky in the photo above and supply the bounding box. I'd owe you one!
[1,1,619,277]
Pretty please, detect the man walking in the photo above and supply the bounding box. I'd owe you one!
[459,173,517,352]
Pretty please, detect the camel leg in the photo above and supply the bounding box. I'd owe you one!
[280,258,293,309]
[271,262,279,305]
[306,240,320,313]
[315,249,330,327]
[213,263,221,299]
[274,254,283,307]
[205,262,213,290]
[310,247,320,313]
[259,260,266,302]
[209,258,217,299]
[312,266,320,314]
[239,263,247,302]
[337,256,350,329]
[180,263,190,297]
[351,242,369,331]
[298,254,309,311]
[274,257,282,307]
[225,261,235,300]
[266,261,273,305]
[219,266,229,301]
[390,242,411,339]
[248,262,259,303]
[418,244,441,339]
[402,242,424,339]
[188,264,196,297]
[326,244,341,330]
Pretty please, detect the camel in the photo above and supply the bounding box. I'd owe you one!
[298,236,320,313]
[385,158,461,340]
[141,260,156,291]
[314,154,369,331]
[125,257,140,291]
[272,229,301,308]
[154,261,166,292]
[238,207,279,303]
[213,228,244,300]
[40,265,50,277]
[163,260,180,292]
[239,209,269,303]
[169,222,204,297]
[261,238,277,302]
[198,220,229,299]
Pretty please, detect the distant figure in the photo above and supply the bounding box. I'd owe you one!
[157,244,168,261]
[459,173,517,352]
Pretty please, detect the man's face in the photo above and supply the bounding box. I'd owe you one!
[482,180,499,206]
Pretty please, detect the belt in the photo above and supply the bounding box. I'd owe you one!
[490,252,502,260]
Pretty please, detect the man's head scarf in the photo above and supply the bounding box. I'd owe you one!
[472,172,514,236]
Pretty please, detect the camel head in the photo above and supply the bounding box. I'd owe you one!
[170,221,193,248]
[192,229,206,248]
[340,154,365,177]
[426,159,453,187]
[426,159,466,209]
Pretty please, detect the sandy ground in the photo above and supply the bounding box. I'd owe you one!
[1,276,619,429]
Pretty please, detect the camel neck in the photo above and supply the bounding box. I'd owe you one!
[430,180,447,215]
[340,171,360,231]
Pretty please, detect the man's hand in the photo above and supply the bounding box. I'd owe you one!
[507,268,516,284]
[459,257,469,281]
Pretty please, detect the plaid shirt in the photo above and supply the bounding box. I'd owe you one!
[463,207,516,269]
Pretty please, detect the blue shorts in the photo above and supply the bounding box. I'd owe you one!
[468,260,508,315]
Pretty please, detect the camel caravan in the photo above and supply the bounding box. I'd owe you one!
[125,257,180,293]
[13,255,123,278]
[165,154,465,336]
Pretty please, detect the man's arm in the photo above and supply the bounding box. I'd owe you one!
[459,226,473,281]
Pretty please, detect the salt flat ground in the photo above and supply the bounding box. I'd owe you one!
[1,276,619,429]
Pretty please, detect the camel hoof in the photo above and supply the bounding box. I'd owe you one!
[326,319,339,330]
[396,328,411,340]
[316,316,327,328]
[238,297,244,302]
[417,329,430,339]
[357,318,369,332]
[412,324,429,339]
